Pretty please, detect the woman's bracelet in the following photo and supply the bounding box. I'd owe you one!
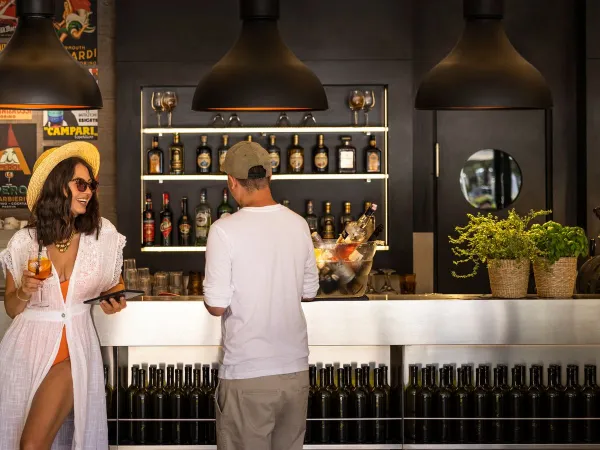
[16,288,30,302]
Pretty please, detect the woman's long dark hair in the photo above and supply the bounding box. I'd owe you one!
[29,157,101,245]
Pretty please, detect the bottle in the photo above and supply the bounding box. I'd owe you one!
[282,199,290,208]
[332,368,350,444]
[454,367,471,444]
[165,365,175,395]
[344,364,354,394]
[364,201,376,238]
[287,134,304,173]
[370,367,386,444]
[545,365,562,443]
[508,367,525,443]
[196,135,212,173]
[159,193,173,246]
[438,366,453,444]
[189,368,205,445]
[207,369,218,444]
[304,200,319,234]
[491,367,505,444]
[582,365,597,443]
[338,136,356,174]
[444,364,457,393]
[338,203,378,244]
[147,366,157,397]
[217,188,234,219]
[267,135,281,174]
[365,136,382,173]
[321,202,335,240]
[201,365,211,444]
[405,364,420,443]
[312,134,329,173]
[340,202,354,232]
[178,197,192,246]
[169,369,185,444]
[125,366,139,443]
[169,133,185,175]
[113,367,126,440]
[142,193,155,247]
[380,364,391,441]
[326,365,337,393]
[104,366,115,443]
[183,365,193,396]
[194,189,212,246]
[218,135,230,173]
[352,367,368,443]
[564,365,581,443]
[246,135,253,142]
[473,367,490,443]
[417,367,434,444]
[362,364,373,393]
[528,366,543,443]
[305,365,317,444]
[134,369,149,444]
[147,136,164,175]
[315,367,331,443]
[152,368,168,444]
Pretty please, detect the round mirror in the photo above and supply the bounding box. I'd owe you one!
[460,149,522,210]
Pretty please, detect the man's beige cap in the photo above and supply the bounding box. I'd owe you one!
[222,141,272,179]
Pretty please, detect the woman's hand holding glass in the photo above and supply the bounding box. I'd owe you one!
[24,246,53,307]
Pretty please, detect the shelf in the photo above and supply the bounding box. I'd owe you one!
[142,126,388,135]
[141,245,389,253]
[142,174,388,182]
[110,446,400,450]
[403,445,600,449]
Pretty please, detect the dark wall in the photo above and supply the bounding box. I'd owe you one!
[587,0,600,238]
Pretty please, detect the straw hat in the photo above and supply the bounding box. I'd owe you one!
[26,142,100,211]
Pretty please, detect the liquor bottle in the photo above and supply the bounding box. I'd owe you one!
[104,366,115,443]
[508,367,525,443]
[125,366,139,443]
[352,367,368,443]
[405,364,420,443]
[380,364,391,441]
[527,366,543,443]
[364,201,376,238]
[189,368,205,445]
[454,367,471,444]
[217,188,234,219]
[332,368,350,444]
[362,364,373,393]
[437,367,453,443]
[218,135,230,173]
[201,365,211,444]
[545,366,562,443]
[417,367,434,444]
[326,365,337,393]
[207,369,218,444]
[178,197,192,246]
[305,365,317,444]
[305,200,318,234]
[165,365,175,395]
[287,134,304,173]
[491,367,505,444]
[337,136,356,174]
[266,135,281,174]
[195,189,212,246]
[312,134,329,173]
[169,133,185,175]
[340,202,354,232]
[344,364,354,394]
[196,135,212,173]
[183,365,193,396]
[152,368,168,444]
[147,136,164,175]
[282,199,290,208]
[564,365,581,443]
[338,203,378,244]
[160,193,173,246]
[142,193,155,247]
[170,369,185,445]
[321,202,335,240]
[582,365,597,443]
[246,135,253,142]
[370,367,387,444]
[365,136,382,173]
[314,367,331,443]
[147,366,157,397]
[134,369,149,444]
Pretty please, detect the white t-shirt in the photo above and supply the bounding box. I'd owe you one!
[203,204,319,380]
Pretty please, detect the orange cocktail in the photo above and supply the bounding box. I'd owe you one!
[27,257,52,280]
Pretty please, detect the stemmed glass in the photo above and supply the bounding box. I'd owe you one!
[27,245,53,307]
[363,90,375,126]
[275,112,291,127]
[379,269,397,293]
[211,114,226,127]
[301,112,317,126]
[348,89,365,126]
[227,113,242,127]
[161,91,178,127]
[151,92,164,127]
[366,269,379,295]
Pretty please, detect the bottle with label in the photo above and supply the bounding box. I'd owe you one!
[142,193,155,247]
[218,135,230,173]
[340,202,354,231]
[195,189,212,246]
[217,188,234,219]
[312,134,329,173]
[321,202,336,239]
[178,197,192,246]
[338,136,356,174]
[147,136,164,175]
[338,203,377,244]
[196,135,212,173]
[365,136,382,173]
[305,200,318,234]
[169,133,185,175]
[288,134,304,173]
[267,135,281,174]
[159,193,173,246]
[364,201,376,238]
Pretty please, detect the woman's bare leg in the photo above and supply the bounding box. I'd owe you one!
[20,359,74,450]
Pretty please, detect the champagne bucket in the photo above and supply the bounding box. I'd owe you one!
[314,240,378,298]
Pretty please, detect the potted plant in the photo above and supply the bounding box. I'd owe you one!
[449,209,549,298]
[529,221,588,298]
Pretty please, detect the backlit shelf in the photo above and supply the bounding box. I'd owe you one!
[141,245,389,253]
[142,174,388,182]
[142,126,388,135]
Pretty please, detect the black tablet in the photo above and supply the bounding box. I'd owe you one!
[84,289,144,305]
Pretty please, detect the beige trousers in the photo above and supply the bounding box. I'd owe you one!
[215,371,309,450]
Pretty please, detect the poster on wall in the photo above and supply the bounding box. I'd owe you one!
[0,124,36,209]
[0,0,16,39]
[0,110,32,121]
[53,0,98,65]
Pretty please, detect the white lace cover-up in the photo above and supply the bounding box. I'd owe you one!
[0,218,125,449]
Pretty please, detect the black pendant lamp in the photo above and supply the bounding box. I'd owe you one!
[415,0,552,110]
[0,0,102,110]
[192,0,328,111]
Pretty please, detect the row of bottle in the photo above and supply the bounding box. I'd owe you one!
[105,364,218,445]
[147,134,382,176]
[405,363,600,444]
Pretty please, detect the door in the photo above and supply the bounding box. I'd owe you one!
[436,110,547,294]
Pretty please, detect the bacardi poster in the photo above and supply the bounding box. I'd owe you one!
[54,0,98,65]
[0,1,16,39]
[0,124,36,209]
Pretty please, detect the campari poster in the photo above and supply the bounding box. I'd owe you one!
[0,1,16,39]
[0,124,36,209]
[54,0,98,65]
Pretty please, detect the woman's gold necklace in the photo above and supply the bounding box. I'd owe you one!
[54,230,76,253]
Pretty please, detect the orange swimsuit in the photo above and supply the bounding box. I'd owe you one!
[51,280,70,367]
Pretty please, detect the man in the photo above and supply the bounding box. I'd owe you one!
[203,140,319,450]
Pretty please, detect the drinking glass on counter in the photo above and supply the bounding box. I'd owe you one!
[124,268,138,290]
[187,272,203,296]
[138,277,152,297]
[401,273,417,294]
[153,272,168,295]
[27,245,52,307]
[137,267,150,280]
[123,258,136,272]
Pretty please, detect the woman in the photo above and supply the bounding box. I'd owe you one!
[0,142,127,449]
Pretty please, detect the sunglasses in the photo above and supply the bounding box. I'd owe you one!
[71,178,99,193]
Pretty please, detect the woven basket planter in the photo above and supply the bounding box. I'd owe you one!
[533,257,577,298]
[487,259,530,298]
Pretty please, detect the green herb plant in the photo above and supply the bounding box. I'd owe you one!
[449,209,550,278]
[529,221,588,264]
